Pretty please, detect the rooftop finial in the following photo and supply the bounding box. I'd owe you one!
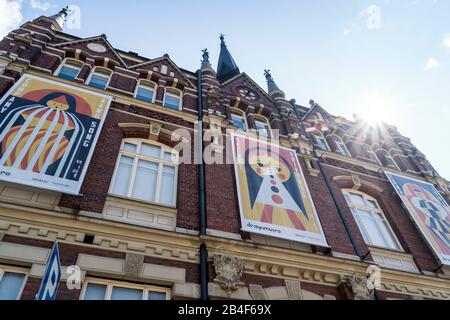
[201,48,212,69]
[220,34,225,45]
[264,69,284,97]
[49,6,70,30]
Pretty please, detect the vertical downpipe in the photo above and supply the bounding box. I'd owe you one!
[197,69,208,300]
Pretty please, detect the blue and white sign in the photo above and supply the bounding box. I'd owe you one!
[36,241,62,300]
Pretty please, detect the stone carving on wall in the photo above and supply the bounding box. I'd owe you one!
[343,273,375,300]
[124,253,144,277]
[213,254,244,296]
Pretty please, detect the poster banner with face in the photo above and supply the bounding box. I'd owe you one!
[0,74,111,195]
[231,133,328,247]
[385,171,450,266]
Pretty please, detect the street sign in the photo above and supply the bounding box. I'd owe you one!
[35,241,62,300]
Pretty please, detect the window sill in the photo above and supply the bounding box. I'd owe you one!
[368,246,419,273]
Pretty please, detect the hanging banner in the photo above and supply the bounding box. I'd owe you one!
[231,133,328,247]
[0,74,111,195]
[385,171,450,266]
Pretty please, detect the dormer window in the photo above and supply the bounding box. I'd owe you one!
[230,110,248,131]
[362,144,381,165]
[332,135,351,157]
[56,59,83,81]
[313,132,330,151]
[163,88,182,110]
[254,117,271,138]
[315,112,324,122]
[135,81,156,103]
[88,68,111,90]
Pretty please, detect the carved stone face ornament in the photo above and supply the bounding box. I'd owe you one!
[344,273,375,300]
[213,255,245,296]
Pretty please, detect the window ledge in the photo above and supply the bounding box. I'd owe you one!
[369,246,420,273]
[102,195,177,230]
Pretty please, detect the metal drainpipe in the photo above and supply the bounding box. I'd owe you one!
[196,69,208,300]
[289,100,364,260]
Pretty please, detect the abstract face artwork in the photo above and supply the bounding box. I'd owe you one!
[231,133,328,246]
[0,75,111,194]
[386,172,450,266]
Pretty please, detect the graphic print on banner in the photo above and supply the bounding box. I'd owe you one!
[231,133,328,246]
[0,74,111,194]
[385,171,450,266]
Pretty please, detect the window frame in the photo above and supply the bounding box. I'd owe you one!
[230,109,248,132]
[87,67,112,90]
[163,87,183,110]
[134,80,157,104]
[80,277,171,300]
[54,58,83,81]
[342,189,403,251]
[362,144,382,165]
[380,149,401,170]
[0,266,28,301]
[109,139,179,207]
[313,132,330,151]
[254,116,272,138]
[331,135,351,157]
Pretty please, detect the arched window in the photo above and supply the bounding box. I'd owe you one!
[134,80,156,103]
[343,189,402,251]
[230,108,248,131]
[362,144,381,165]
[163,87,182,110]
[377,149,400,170]
[55,58,83,81]
[109,139,178,207]
[329,135,351,157]
[313,132,330,151]
[254,115,272,138]
[87,67,112,90]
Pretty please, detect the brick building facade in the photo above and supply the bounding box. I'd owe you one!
[0,9,449,300]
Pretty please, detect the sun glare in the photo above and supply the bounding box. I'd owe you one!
[355,92,398,126]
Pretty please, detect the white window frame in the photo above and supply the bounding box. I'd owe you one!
[313,132,330,151]
[343,189,403,251]
[254,116,272,138]
[381,149,401,170]
[134,80,156,104]
[80,277,171,300]
[363,144,381,165]
[163,87,182,110]
[230,109,248,132]
[332,135,351,157]
[0,266,28,300]
[315,112,324,122]
[109,139,179,207]
[54,58,83,80]
[87,67,112,90]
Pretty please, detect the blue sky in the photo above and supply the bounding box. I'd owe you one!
[2,0,449,179]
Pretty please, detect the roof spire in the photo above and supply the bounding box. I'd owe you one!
[217,34,240,83]
[264,69,285,99]
[49,6,70,30]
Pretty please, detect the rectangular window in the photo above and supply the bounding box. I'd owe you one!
[164,93,181,110]
[135,85,155,103]
[0,271,26,300]
[88,73,109,90]
[336,141,351,157]
[314,135,329,151]
[110,140,178,207]
[255,120,270,137]
[81,280,169,300]
[58,65,81,81]
[231,114,247,131]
